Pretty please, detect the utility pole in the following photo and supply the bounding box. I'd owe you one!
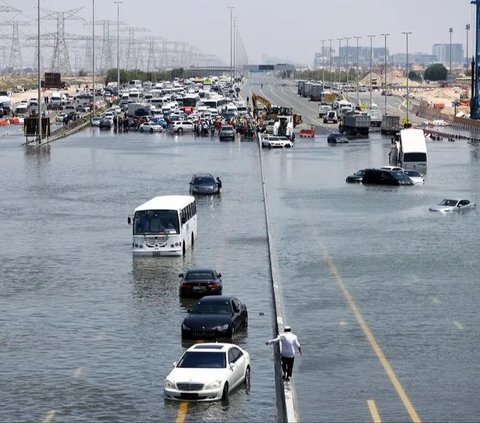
[402,31,413,125]
[367,34,375,109]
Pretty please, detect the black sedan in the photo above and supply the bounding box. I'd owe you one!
[362,168,414,186]
[346,169,366,183]
[181,296,248,340]
[189,173,220,195]
[179,269,223,297]
[327,133,349,144]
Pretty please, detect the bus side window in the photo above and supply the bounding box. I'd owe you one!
[181,211,186,224]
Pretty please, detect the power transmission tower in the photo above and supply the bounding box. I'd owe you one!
[8,21,26,69]
[42,7,84,74]
[146,37,157,71]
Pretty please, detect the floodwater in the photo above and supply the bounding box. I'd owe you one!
[0,128,276,422]
[1,82,480,423]
[249,78,480,422]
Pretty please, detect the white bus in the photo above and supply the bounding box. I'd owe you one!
[128,195,197,256]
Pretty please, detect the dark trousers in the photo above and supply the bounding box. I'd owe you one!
[281,355,295,377]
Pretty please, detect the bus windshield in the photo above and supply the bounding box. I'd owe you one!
[134,210,180,235]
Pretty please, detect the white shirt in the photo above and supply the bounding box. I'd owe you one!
[268,332,301,358]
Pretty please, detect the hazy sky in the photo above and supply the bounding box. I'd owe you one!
[6,0,476,65]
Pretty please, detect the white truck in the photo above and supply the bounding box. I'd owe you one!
[273,116,295,141]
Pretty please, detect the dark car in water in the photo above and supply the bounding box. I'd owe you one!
[179,269,223,297]
[362,168,414,186]
[327,133,349,144]
[346,169,366,183]
[189,173,220,195]
[219,125,236,141]
[181,296,248,340]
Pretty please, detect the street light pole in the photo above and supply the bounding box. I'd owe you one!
[328,39,334,90]
[114,1,122,99]
[320,39,326,85]
[337,38,342,85]
[345,37,351,95]
[354,36,361,106]
[466,24,470,69]
[227,6,234,83]
[367,34,375,109]
[449,27,453,76]
[92,0,96,118]
[37,0,42,144]
[402,31,413,125]
[381,33,390,115]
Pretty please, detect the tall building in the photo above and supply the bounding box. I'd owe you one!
[432,43,464,65]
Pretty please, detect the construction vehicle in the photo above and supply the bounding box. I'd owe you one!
[252,93,302,126]
[252,93,272,119]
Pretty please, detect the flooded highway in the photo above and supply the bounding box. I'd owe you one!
[1,78,480,422]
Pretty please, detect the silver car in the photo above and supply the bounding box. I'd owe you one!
[429,199,476,213]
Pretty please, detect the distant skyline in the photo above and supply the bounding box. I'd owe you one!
[3,0,476,66]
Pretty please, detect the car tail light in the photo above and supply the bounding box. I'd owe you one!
[209,283,220,289]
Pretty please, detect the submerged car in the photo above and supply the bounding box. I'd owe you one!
[181,296,248,340]
[261,135,293,149]
[429,199,476,212]
[164,343,250,402]
[346,169,366,183]
[327,133,349,144]
[219,125,236,141]
[362,168,414,186]
[139,121,163,133]
[189,173,220,195]
[179,269,223,297]
[404,169,425,185]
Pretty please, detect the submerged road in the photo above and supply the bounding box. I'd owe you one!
[0,77,479,422]
[244,75,480,422]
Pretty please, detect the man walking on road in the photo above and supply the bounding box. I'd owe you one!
[266,326,302,382]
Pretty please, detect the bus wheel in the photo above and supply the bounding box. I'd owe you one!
[191,233,194,247]
[182,242,186,255]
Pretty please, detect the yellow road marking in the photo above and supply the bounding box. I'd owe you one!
[175,401,189,423]
[367,400,382,423]
[318,240,421,423]
[42,410,56,423]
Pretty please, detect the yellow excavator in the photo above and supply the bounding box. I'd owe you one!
[251,93,271,118]
[251,93,302,126]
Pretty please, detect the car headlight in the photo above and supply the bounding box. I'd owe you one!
[205,380,222,390]
[165,379,176,389]
[213,324,229,331]
[182,323,191,330]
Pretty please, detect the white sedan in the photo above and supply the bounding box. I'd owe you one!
[261,134,293,149]
[429,199,476,212]
[139,122,163,133]
[164,343,250,402]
